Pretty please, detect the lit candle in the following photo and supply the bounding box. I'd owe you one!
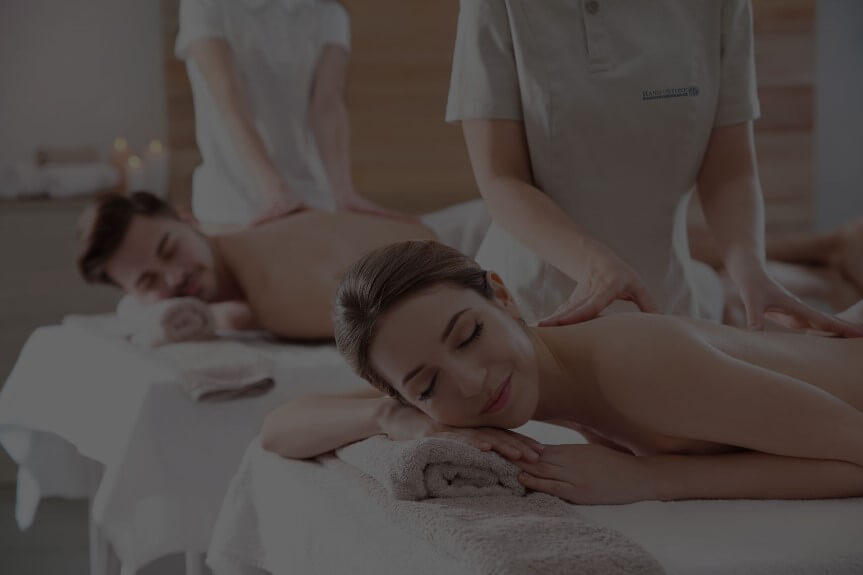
[126,155,146,192]
[144,139,169,199]
[110,137,131,194]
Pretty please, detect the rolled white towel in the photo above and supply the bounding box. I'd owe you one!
[336,436,525,500]
[116,296,216,347]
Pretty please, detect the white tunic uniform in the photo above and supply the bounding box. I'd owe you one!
[176,0,350,227]
[446,0,760,323]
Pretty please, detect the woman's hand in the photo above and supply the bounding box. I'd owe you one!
[379,402,543,461]
[514,443,655,504]
[727,253,863,337]
[335,192,419,222]
[539,242,658,326]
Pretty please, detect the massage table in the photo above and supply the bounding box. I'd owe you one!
[0,323,368,575]
[208,422,863,575]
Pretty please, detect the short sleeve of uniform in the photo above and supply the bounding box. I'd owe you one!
[445,0,522,123]
[318,1,351,50]
[714,0,761,126]
[175,0,225,61]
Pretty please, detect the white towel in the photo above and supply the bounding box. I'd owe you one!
[209,441,667,575]
[420,199,491,258]
[336,436,525,500]
[152,341,275,402]
[0,162,118,199]
[116,296,215,347]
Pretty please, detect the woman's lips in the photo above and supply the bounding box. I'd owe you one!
[480,375,512,415]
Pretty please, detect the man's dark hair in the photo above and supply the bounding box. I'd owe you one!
[76,191,177,285]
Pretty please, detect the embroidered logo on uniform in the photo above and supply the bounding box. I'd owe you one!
[642,86,700,101]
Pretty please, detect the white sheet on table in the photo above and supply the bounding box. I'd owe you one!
[210,421,863,575]
[0,324,367,571]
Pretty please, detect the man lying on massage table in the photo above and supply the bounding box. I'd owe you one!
[76,191,863,341]
[75,190,445,339]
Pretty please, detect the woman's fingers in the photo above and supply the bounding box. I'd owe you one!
[517,472,572,500]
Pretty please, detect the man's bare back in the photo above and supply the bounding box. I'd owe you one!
[216,210,436,338]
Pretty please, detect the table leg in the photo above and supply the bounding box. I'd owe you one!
[185,551,206,575]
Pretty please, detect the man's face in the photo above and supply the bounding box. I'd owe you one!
[104,215,218,304]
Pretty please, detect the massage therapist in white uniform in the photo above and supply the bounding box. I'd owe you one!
[176,0,403,228]
[447,0,858,335]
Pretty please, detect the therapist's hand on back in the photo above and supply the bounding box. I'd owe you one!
[538,241,658,326]
[727,253,863,337]
[251,182,310,226]
[335,192,419,223]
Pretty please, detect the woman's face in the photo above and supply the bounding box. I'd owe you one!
[369,278,540,429]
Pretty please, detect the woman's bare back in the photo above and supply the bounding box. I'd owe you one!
[545,313,863,457]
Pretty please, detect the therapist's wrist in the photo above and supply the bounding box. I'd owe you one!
[723,248,766,282]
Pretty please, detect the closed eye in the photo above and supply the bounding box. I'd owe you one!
[419,372,438,401]
[457,320,484,349]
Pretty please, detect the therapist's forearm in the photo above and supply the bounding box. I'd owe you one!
[481,175,604,282]
[697,122,766,273]
[189,40,287,199]
[310,96,355,201]
[645,451,863,501]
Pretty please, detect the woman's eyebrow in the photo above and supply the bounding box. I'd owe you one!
[440,308,470,342]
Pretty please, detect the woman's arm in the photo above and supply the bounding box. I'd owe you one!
[187,38,304,213]
[462,119,655,322]
[596,317,863,467]
[260,388,545,460]
[260,388,392,459]
[646,450,863,500]
[516,442,863,504]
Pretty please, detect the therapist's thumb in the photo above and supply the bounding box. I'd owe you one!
[629,283,658,314]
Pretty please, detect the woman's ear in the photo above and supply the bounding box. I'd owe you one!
[486,271,524,322]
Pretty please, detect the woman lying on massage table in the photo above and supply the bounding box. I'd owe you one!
[262,239,863,504]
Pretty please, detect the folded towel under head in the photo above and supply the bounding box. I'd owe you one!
[336,436,525,500]
[116,296,215,347]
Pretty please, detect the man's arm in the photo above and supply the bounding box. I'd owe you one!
[644,450,863,500]
[210,301,260,331]
[689,225,841,269]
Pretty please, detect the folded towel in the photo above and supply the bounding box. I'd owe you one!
[336,436,524,500]
[150,340,274,401]
[210,441,667,575]
[420,199,491,258]
[0,162,118,199]
[117,296,215,347]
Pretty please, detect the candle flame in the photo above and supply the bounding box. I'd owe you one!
[149,140,163,154]
[114,138,128,151]
[128,155,142,168]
